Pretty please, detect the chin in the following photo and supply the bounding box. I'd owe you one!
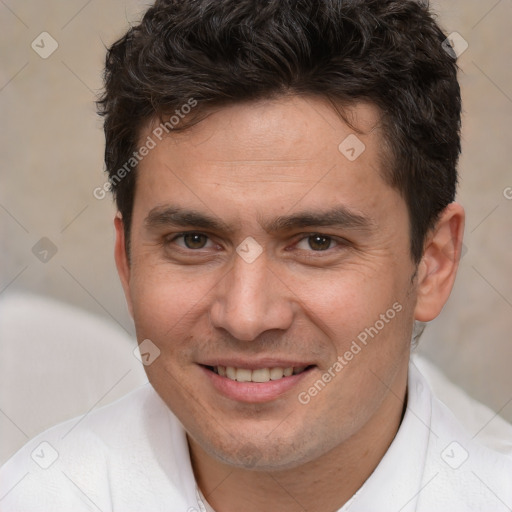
[196,428,330,472]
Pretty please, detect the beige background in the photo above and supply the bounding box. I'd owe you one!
[1,0,511,452]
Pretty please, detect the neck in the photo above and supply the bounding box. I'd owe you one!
[188,368,408,512]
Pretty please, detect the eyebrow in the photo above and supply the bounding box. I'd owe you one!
[264,206,375,233]
[145,207,232,233]
[144,205,374,234]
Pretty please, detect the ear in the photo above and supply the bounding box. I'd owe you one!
[114,213,134,318]
[414,202,465,322]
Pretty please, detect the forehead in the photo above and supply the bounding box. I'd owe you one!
[133,96,397,226]
[144,95,383,163]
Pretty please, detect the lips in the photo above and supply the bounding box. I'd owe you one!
[200,363,315,403]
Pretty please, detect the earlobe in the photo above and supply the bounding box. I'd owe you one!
[414,202,465,322]
[114,213,134,318]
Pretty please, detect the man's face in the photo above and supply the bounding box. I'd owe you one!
[118,96,419,470]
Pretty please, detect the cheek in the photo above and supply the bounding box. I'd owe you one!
[287,263,405,337]
[128,259,213,342]
[297,272,413,427]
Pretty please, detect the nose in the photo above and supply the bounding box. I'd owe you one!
[209,251,295,341]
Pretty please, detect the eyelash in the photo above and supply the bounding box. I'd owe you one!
[164,232,348,254]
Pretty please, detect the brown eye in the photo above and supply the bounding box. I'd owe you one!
[183,233,209,249]
[307,235,333,251]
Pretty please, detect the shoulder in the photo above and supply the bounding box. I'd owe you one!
[0,385,197,511]
[412,359,512,511]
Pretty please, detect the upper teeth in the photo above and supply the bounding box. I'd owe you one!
[215,366,306,382]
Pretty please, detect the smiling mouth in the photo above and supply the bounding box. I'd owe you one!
[203,365,314,383]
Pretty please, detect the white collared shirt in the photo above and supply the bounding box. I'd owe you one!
[1,361,511,511]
